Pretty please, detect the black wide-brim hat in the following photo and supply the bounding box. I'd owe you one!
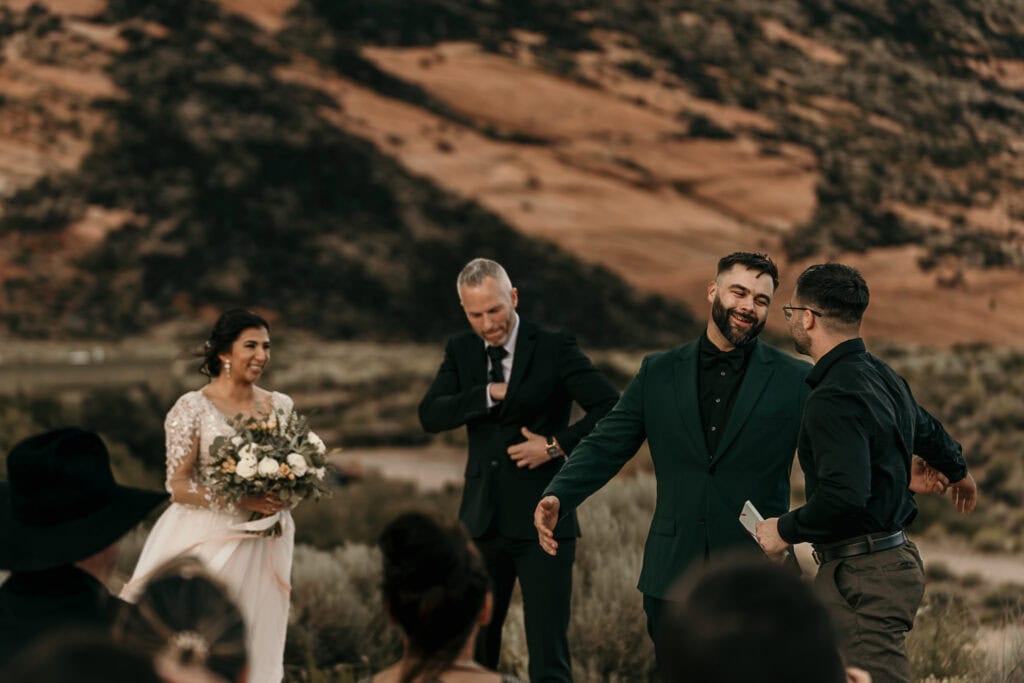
[0,427,168,572]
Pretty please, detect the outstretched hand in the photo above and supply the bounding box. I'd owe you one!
[909,455,950,494]
[534,495,561,556]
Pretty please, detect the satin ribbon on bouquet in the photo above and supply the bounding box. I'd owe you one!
[229,510,283,537]
[122,512,290,599]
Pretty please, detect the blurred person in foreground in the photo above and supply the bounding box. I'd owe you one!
[4,631,163,683]
[0,427,167,667]
[659,555,871,683]
[756,262,978,683]
[363,512,523,683]
[419,258,618,681]
[115,556,247,683]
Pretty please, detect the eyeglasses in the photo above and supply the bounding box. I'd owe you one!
[782,305,823,320]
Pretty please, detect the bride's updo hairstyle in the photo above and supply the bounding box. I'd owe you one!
[198,308,270,377]
[114,556,247,683]
[380,512,491,683]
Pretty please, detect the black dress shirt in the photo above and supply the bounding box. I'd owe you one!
[698,334,754,455]
[777,338,967,544]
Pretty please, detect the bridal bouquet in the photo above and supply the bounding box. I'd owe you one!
[206,410,331,521]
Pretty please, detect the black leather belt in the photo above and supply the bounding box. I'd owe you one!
[811,530,906,565]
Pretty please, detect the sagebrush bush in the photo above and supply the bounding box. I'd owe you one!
[285,473,659,682]
[908,591,985,679]
[291,473,461,548]
[287,543,399,677]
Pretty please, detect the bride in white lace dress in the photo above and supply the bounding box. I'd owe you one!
[124,309,295,683]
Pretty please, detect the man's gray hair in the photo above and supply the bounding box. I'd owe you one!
[457,258,513,297]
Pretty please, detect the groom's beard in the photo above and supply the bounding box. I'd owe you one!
[712,296,765,347]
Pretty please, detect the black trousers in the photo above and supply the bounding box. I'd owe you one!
[473,534,576,683]
[643,593,668,672]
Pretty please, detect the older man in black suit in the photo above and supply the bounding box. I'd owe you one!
[419,258,618,682]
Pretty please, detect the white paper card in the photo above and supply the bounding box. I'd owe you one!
[739,499,764,538]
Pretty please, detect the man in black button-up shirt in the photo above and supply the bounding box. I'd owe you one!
[756,263,978,683]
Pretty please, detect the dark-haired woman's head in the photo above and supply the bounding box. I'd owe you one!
[660,555,847,683]
[199,308,271,379]
[379,512,491,683]
[114,556,248,683]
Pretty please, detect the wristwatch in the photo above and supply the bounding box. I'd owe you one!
[545,436,561,459]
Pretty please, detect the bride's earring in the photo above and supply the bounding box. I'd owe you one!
[225,360,232,379]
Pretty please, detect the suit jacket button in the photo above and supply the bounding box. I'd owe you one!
[490,460,499,467]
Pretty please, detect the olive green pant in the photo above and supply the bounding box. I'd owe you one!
[815,540,925,683]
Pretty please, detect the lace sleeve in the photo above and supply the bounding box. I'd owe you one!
[273,391,295,420]
[164,394,233,511]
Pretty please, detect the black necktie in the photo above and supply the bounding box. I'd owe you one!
[487,346,508,384]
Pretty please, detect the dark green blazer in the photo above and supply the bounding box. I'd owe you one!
[419,319,619,540]
[544,338,811,598]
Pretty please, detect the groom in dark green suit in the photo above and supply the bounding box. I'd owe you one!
[534,252,811,659]
[420,258,619,682]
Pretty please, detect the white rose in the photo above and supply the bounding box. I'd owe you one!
[238,443,257,461]
[230,436,244,447]
[286,453,308,477]
[236,459,257,479]
[257,457,280,478]
[306,431,327,455]
[314,467,326,481]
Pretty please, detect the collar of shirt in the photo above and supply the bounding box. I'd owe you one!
[806,337,866,388]
[698,333,752,372]
[485,312,520,359]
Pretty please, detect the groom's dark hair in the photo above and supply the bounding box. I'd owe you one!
[717,252,779,290]
[659,554,846,683]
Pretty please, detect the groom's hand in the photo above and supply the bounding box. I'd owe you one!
[535,495,561,556]
[508,427,553,469]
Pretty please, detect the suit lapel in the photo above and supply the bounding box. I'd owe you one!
[502,319,537,413]
[712,340,775,461]
[673,342,711,461]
